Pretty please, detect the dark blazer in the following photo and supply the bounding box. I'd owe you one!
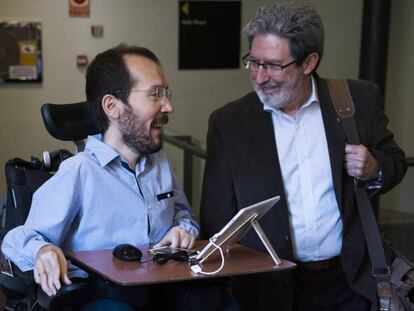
[200,75,407,304]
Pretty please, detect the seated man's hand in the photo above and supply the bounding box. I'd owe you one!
[34,244,72,297]
[154,226,196,249]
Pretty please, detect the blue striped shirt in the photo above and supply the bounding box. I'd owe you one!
[2,135,199,272]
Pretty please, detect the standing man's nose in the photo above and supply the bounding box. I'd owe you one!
[254,65,270,85]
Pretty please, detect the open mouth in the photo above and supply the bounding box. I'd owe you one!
[151,124,163,129]
[261,83,282,93]
[261,88,278,95]
[151,113,169,129]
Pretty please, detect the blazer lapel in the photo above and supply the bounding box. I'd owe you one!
[316,76,346,212]
[240,94,292,251]
[243,94,284,199]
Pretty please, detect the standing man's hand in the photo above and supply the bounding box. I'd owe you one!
[344,144,379,180]
[153,226,196,249]
[34,244,71,297]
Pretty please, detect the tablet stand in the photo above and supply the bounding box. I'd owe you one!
[196,196,282,265]
[217,213,282,266]
[251,219,281,265]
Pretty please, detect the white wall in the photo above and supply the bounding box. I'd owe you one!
[1,0,410,215]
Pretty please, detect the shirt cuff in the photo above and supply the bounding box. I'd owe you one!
[15,240,51,272]
[176,223,199,238]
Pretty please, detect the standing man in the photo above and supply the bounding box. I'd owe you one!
[2,45,200,310]
[201,3,406,310]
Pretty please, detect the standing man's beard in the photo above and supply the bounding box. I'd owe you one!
[119,108,168,156]
[253,79,297,109]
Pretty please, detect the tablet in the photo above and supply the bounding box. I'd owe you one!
[196,196,280,263]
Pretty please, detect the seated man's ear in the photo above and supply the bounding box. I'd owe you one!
[102,94,122,120]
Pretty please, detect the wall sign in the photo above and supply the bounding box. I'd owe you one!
[69,0,90,18]
[179,1,241,69]
[0,20,42,83]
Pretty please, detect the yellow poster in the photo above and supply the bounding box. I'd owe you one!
[19,40,37,66]
[0,20,42,83]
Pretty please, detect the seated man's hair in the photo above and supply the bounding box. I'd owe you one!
[85,44,161,133]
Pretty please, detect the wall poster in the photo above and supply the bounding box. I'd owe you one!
[179,1,241,69]
[69,0,91,18]
[0,20,42,83]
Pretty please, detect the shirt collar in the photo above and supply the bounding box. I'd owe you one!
[85,134,151,172]
[303,75,319,109]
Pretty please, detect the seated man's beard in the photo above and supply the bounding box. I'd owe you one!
[120,109,168,156]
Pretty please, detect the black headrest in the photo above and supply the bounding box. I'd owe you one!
[41,102,101,141]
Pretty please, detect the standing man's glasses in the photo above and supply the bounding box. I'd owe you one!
[113,86,172,102]
[242,54,297,75]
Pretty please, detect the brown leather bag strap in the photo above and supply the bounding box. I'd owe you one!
[327,79,355,119]
[327,79,392,310]
[327,79,360,146]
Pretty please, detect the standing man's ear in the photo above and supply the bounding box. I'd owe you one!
[102,94,122,120]
[301,52,319,75]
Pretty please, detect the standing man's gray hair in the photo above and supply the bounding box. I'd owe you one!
[243,2,324,70]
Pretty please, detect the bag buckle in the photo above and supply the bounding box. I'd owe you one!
[373,267,392,311]
[378,297,390,311]
[372,266,391,278]
[376,279,392,311]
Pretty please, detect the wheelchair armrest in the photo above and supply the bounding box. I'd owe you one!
[1,248,92,309]
[13,265,35,284]
[38,277,91,310]
[0,250,34,286]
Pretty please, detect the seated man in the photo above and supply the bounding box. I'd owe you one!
[1,44,200,310]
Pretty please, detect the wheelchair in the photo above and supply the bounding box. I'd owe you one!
[0,102,99,310]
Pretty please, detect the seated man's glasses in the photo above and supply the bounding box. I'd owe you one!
[242,54,297,75]
[113,86,172,102]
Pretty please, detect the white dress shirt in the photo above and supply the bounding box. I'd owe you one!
[263,76,343,261]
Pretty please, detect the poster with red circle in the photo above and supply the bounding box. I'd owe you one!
[69,0,90,17]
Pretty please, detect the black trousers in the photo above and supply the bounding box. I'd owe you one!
[90,277,230,311]
[232,262,371,311]
[293,263,372,311]
[151,280,231,311]
[233,270,294,311]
